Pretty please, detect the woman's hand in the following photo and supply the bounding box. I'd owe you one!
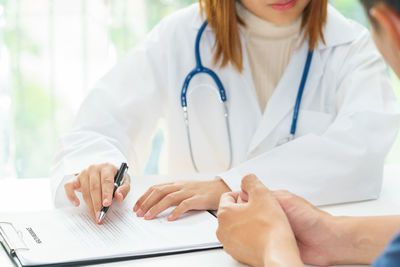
[63,163,131,224]
[134,179,230,221]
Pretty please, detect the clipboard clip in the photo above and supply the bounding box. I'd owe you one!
[0,222,29,255]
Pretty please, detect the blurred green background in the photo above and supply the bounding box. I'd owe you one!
[0,0,398,178]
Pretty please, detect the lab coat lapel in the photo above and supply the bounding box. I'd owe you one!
[247,43,323,154]
[189,3,351,156]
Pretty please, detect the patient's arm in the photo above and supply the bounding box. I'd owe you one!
[273,190,400,266]
[330,215,400,265]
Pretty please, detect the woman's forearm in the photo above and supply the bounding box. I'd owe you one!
[328,215,400,265]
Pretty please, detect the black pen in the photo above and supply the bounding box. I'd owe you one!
[98,162,129,223]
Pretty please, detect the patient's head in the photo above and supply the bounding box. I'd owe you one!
[361,0,400,77]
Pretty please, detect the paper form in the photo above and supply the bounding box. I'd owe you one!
[0,194,220,266]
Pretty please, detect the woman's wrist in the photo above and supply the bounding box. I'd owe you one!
[214,178,231,193]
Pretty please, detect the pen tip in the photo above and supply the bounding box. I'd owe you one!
[98,212,105,223]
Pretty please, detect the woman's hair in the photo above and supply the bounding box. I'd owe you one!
[199,0,328,72]
[361,0,400,28]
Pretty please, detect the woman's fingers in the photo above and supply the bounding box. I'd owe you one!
[136,185,180,217]
[100,164,118,206]
[133,183,173,212]
[79,171,96,221]
[134,180,229,221]
[89,171,102,222]
[167,197,199,221]
[63,163,130,224]
[144,191,192,220]
[64,177,80,207]
[134,188,153,212]
[115,176,131,203]
[134,182,173,212]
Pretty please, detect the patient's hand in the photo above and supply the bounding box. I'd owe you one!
[134,179,230,221]
[272,190,338,266]
[64,163,131,224]
[216,175,303,267]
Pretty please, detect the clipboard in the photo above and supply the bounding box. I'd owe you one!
[0,222,29,267]
[0,232,219,267]
[0,208,222,267]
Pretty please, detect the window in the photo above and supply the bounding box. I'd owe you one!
[0,0,194,178]
[0,0,398,178]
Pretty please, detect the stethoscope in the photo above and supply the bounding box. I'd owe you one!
[180,21,314,172]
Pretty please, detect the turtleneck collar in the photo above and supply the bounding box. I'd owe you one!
[236,1,302,39]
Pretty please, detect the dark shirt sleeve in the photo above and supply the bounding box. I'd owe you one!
[373,231,400,267]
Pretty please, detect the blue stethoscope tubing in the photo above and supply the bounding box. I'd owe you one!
[180,21,313,172]
[289,49,314,140]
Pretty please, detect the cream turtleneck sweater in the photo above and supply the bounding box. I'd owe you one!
[236,3,302,112]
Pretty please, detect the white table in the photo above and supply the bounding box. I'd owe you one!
[1,165,400,267]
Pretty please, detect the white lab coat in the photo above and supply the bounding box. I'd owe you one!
[51,4,400,207]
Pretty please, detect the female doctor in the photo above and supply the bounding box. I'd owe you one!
[52,0,400,223]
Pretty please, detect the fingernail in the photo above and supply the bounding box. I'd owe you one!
[118,192,123,199]
[137,209,144,217]
[144,211,152,220]
[72,200,79,207]
[167,214,175,221]
[103,199,109,206]
[96,212,100,221]
[133,204,138,212]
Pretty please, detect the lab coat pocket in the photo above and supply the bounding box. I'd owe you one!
[296,110,334,137]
